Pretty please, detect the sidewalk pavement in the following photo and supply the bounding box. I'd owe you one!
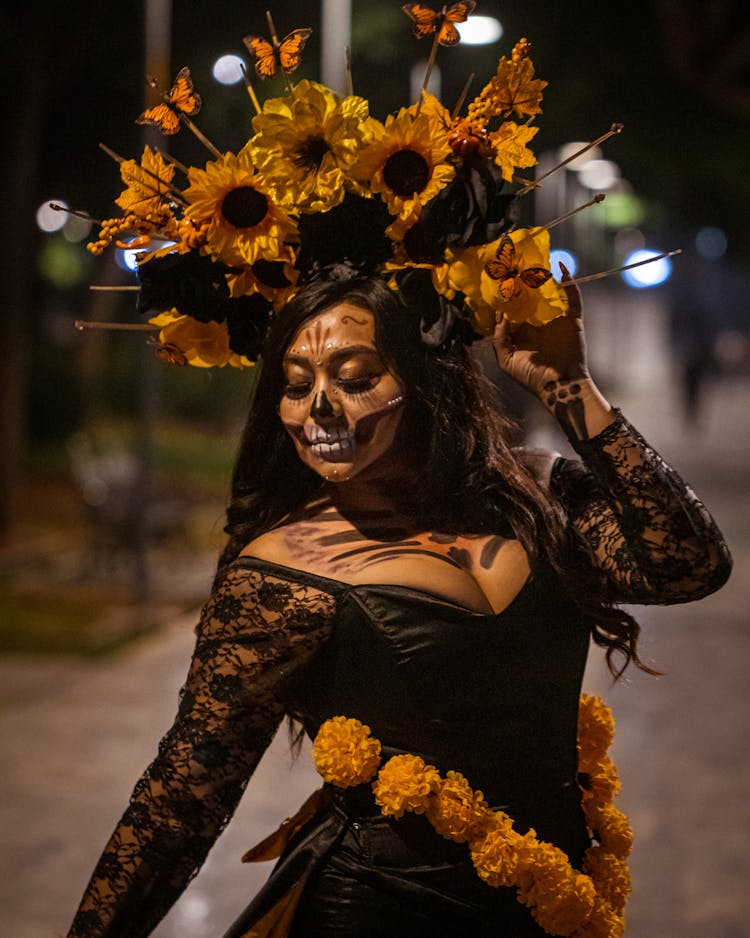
[1,375,748,938]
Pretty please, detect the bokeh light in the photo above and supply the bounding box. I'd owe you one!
[37,201,67,233]
[622,249,673,288]
[557,142,602,171]
[577,159,620,191]
[212,54,245,85]
[456,16,503,45]
[695,226,727,261]
[549,249,578,279]
[115,244,143,274]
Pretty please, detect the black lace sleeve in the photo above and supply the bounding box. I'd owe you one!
[551,409,732,604]
[67,563,337,938]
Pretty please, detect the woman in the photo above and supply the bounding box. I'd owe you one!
[67,272,731,938]
[69,266,730,938]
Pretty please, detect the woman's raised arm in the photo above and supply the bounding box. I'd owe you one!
[493,271,732,603]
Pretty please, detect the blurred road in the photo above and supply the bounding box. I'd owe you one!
[1,374,748,938]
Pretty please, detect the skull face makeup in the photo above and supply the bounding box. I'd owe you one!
[279,303,406,483]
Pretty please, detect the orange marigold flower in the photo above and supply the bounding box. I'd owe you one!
[372,754,441,818]
[585,803,633,860]
[584,846,631,915]
[312,716,382,788]
[469,816,531,888]
[578,694,616,763]
[426,771,492,843]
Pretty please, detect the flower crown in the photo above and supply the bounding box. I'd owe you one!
[74,6,663,368]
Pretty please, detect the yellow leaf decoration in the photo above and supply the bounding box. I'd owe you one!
[490,57,546,118]
[115,146,176,221]
[489,122,539,182]
[467,49,547,126]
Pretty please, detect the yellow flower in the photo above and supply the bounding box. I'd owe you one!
[247,80,378,213]
[182,150,297,268]
[585,804,633,860]
[578,694,616,763]
[116,145,176,224]
[383,252,455,300]
[572,897,625,938]
[583,846,631,915]
[148,309,252,368]
[519,842,596,935]
[426,771,492,843]
[472,818,539,889]
[579,754,621,806]
[447,226,568,333]
[226,246,300,309]
[351,93,456,229]
[372,754,441,818]
[311,716,382,788]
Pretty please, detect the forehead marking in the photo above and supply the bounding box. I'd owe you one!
[290,309,372,361]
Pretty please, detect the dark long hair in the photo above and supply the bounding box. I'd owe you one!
[219,276,649,676]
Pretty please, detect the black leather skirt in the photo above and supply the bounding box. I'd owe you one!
[223,787,551,938]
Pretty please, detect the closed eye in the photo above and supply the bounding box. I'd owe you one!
[283,382,312,399]
[337,376,379,395]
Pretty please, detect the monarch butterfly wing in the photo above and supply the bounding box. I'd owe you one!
[243,35,277,78]
[520,267,552,289]
[278,28,313,73]
[148,338,187,366]
[444,0,476,22]
[484,235,516,280]
[499,276,519,301]
[137,103,181,134]
[438,1,476,45]
[169,66,201,117]
[436,20,461,45]
[403,4,438,38]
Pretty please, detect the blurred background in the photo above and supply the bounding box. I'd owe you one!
[0,1,748,936]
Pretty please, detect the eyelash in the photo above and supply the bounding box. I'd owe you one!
[282,376,378,399]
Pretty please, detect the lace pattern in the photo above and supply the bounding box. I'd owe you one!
[552,409,732,603]
[67,566,337,938]
[67,413,731,937]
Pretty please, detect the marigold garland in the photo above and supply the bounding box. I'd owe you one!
[311,695,631,938]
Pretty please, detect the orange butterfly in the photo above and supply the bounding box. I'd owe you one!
[485,235,551,301]
[137,67,201,135]
[243,28,313,79]
[402,1,476,46]
[148,337,188,367]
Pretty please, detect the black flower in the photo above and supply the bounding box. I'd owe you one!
[136,252,231,322]
[296,193,392,281]
[404,161,519,263]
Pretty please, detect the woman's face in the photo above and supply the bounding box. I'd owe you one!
[279,303,406,483]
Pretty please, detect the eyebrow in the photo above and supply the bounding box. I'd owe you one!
[284,345,380,367]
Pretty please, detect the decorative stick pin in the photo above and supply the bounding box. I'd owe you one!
[561,249,682,288]
[518,123,624,195]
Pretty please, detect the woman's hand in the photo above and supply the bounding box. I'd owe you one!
[491,265,615,440]
[491,265,588,398]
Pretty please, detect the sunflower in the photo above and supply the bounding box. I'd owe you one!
[226,245,299,309]
[182,150,297,268]
[447,226,568,333]
[351,93,456,236]
[246,80,378,213]
[148,309,252,368]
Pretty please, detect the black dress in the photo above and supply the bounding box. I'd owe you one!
[67,413,731,938]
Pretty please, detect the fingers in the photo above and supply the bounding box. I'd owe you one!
[559,262,582,320]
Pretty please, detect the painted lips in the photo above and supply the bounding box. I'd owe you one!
[303,424,355,462]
